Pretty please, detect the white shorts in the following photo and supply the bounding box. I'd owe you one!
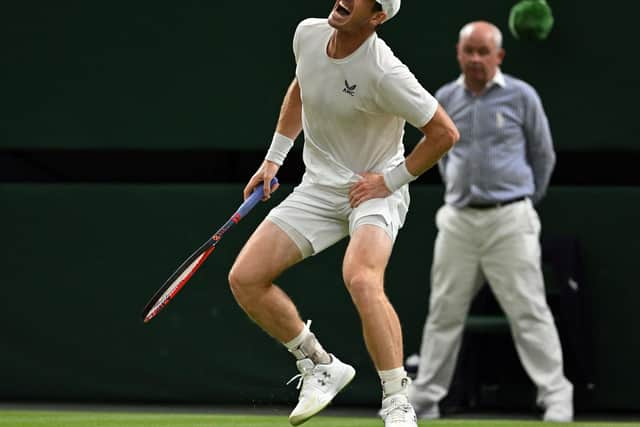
[266,182,410,258]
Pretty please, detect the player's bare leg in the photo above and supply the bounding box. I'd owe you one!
[229,219,355,425]
[343,224,417,426]
[229,219,304,342]
[343,224,400,369]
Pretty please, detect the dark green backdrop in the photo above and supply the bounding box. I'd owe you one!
[1,0,637,151]
[1,184,639,410]
[2,0,640,415]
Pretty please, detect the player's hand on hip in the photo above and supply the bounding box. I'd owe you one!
[349,172,391,208]
[244,160,280,201]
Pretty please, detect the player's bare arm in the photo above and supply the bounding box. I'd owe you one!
[348,105,459,208]
[406,105,459,177]
[244,78,303,201]
[275,78,303,141]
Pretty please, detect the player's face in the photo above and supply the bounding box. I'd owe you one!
[328,0,383,32]
[457,30,504,86]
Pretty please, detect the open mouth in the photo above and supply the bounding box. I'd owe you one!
[336,1,351,16]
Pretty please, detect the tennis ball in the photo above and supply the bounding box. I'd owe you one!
[509,0,554,40]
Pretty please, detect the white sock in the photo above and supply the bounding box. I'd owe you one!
[284,322,310,352]
[284,320,331,364]
[379,367,409,398]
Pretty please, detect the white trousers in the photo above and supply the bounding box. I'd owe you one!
[410,199,572,408]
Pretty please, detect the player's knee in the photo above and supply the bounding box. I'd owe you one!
[228,263,271,303]
[344,269,384,307]
[228,264,251,300]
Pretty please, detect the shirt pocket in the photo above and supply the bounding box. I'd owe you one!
[491,107,524,142]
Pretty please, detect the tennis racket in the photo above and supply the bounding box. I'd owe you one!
[141,177,278,323]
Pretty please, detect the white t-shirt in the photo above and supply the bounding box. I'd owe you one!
[293,18,438,188]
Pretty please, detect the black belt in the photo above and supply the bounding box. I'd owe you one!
[467,197,527,210]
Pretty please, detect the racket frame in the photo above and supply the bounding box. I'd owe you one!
[141,179,277,323]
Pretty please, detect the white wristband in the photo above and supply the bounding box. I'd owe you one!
[265,132,294,166]
[383,161,417,193]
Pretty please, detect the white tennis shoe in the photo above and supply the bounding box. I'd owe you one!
[543,401,573,422]
[287,354,356,426]
[379,394,418,427]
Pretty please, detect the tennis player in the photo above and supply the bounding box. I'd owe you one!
[228,1,458,425]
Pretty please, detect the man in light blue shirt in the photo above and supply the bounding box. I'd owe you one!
[408,21,573,422]
[437,62,555,208]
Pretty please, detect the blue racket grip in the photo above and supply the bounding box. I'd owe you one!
[236,177,278,218]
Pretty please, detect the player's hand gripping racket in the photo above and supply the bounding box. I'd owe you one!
[141,177,278,323]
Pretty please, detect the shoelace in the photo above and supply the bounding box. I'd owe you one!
[286,364,330,392]
[380,402,415,423]
[286,373,306,390]
[286,362,314,390]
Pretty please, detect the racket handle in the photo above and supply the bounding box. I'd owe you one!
[237,177,278,218]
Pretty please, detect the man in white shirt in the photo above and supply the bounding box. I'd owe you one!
[228,1,459,426]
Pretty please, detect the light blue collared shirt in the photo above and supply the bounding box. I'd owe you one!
[436,70,556,207]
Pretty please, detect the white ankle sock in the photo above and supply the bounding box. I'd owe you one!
[379,367,409,398]
[284,320,331,364]
[284,322,310,351]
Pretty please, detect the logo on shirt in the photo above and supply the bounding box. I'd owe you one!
[342,80,357,96]
[496,112,505,128]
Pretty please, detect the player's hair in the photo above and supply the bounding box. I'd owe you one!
[459,22,503,49]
